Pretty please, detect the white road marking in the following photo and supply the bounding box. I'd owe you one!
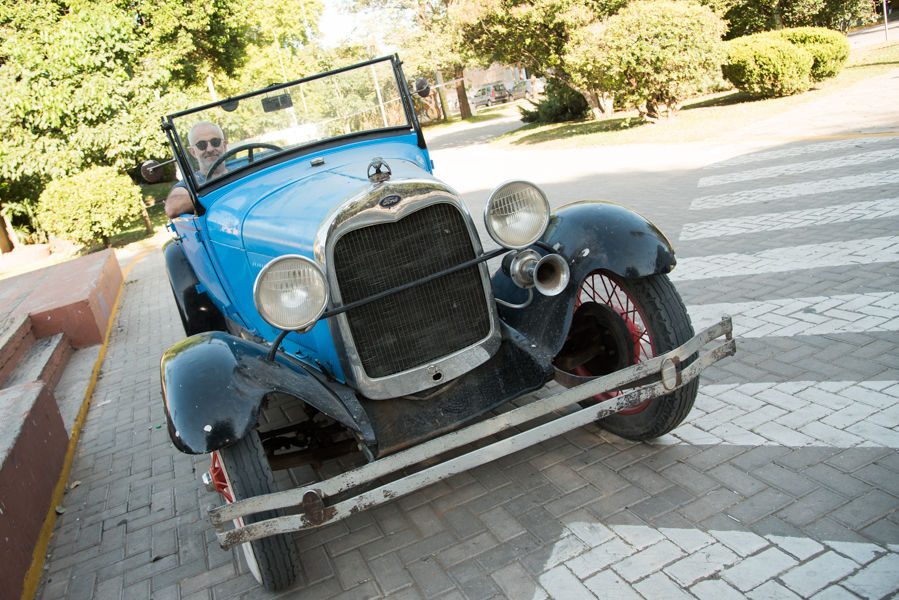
[677,380,899,448]
[689,170,899,210]
[687,291,899,338]
[702,136,893,169]
[698,148,899,188]
[670,236,899,281]
[534,522,899,599]
[679,198,899,240]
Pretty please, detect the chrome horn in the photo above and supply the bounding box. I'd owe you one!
[502,249,571,296]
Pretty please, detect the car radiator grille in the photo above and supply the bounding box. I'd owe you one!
[333,203,491,379]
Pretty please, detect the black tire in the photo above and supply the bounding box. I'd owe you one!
[563,271,698,441]
[486,99,493,107]
[218,431,300,591]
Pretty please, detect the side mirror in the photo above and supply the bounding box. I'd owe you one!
[414,77,430,98]
[140,158,176,184]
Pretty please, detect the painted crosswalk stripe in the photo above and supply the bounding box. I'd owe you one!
[698,148,899,187]
[690,170,899,210]
[670,236,899,281]
[676,380,899,448]
[686,291,899,338]
[703,136,893,169]
[679,198,899,240]
[546,521,899,600]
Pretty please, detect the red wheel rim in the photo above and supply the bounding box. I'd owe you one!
[571,271,655,414]
[209,451,233,502]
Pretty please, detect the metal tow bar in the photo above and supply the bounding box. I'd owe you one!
[209,316,735,549]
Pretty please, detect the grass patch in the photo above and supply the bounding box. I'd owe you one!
[141,180,175,205]
[423,111,505,132]
[107,203,169,249]
[492,40,899,149]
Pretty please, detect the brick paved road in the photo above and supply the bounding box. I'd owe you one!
[34,105,899,599]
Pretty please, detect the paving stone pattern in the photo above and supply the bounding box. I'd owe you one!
[33,134,899,599]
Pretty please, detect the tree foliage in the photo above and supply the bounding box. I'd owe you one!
[567,1,726,120]
[453,0,625,118]
[0,0,253,241]
[722,0,873,38]
[342,0,474,118]
[37,166,144,248]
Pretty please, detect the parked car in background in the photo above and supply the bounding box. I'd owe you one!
[152,53,735,593]
[471,82,511,107]
[510,80,533,100]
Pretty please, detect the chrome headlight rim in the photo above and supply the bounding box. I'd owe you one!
[253,254,329,332]
[483,180,550,250]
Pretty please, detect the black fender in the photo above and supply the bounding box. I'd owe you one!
[160,331,374,454]
[163,239,227,336]
[491,200,676,358]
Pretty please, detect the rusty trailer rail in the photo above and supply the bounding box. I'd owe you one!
[209,316,736,549]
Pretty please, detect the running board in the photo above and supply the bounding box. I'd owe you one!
[209,316,735,549]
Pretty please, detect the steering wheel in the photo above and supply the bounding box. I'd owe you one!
[205,143,284,180]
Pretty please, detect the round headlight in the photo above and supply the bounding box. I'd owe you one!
[253,255,329,331]
[484,181,550,249]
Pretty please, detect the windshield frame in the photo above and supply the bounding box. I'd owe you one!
[161,54,424,212]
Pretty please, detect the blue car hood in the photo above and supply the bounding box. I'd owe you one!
[203,141,435,258]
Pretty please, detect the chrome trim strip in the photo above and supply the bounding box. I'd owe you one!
[313,178,501,399]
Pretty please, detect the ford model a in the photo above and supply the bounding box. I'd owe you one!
[157,55,734,591]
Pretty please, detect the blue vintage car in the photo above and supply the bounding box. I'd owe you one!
[155,55,734,591]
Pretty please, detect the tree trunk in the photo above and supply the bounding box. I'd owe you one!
[584,91,605,120]
[582,90,615,120]
[455,65,472,120]
[140,204,153,233]
[2,214,20,251]
[103,235,111,249]
[773,1,784,29]
[435,71,451,123]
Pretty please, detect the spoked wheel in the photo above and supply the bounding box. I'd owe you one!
[556,271,698,440]
[213,431,300,591]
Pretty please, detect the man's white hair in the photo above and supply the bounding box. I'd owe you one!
[188,121,224,145]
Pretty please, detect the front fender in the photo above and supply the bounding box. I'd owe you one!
[491,200,676,358]
[160,332,367,454]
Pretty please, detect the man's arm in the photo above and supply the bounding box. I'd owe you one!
[165,185,195,218]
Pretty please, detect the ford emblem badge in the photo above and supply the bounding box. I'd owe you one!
[379,194,401,208]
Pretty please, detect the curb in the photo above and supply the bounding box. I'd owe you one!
[19,247,153,600]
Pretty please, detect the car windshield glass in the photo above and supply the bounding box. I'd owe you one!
[169,58,410,189]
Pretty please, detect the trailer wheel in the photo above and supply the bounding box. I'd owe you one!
[217,431,300,591]
[558,271,698,440]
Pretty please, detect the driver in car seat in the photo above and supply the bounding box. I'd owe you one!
[164,121,229,218]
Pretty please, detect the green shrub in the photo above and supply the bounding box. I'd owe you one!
[566,0,727,119]
[722,34,814,98]
[38,167,144,248]
[775,27,850,81]
[520,79,590,124]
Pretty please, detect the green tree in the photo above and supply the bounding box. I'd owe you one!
[722,0,872,37]
[0,0,250,244]
[452,0,625,118]
[343,0,474,119]
[568,1,726,121]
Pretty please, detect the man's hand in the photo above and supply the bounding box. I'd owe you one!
[165,186,194,218]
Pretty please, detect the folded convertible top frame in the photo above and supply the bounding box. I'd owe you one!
[209,316,735,549]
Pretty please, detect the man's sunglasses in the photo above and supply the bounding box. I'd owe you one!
[193,138,223,151]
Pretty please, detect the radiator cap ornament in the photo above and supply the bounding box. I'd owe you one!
[367,157,392,184]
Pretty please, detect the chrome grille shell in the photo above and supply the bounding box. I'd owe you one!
[314,178,501,399]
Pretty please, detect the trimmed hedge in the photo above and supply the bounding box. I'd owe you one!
[775,27,850,81]
[722,34,813,98]
[38,167,144,248]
